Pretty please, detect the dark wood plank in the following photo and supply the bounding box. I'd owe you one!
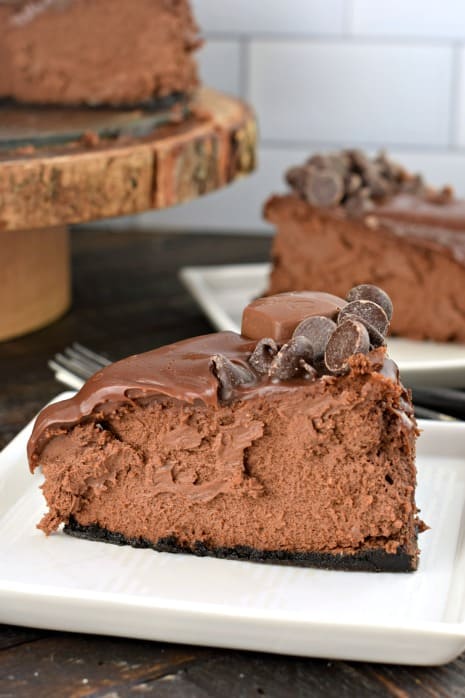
[0,227,464,697]
[1,630,464,697]
[0,625,50,651]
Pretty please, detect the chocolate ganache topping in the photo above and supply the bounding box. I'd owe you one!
[286,149,453,217]
[28,288,401,467]
[278,149,465,268]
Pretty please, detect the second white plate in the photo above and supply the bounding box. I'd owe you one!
[180,263,465,388]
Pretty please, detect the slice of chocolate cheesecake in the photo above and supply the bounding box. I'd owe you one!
[28,287,422,572]
[0,0,201,106]
[265,150,465,342]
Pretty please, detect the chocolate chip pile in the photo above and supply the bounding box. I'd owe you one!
[286,149,452,216]
[210,285,393,400]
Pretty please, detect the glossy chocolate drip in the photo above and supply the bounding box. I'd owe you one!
[28,332,255,464]
[372,194,465,265]
[29,329,337,464]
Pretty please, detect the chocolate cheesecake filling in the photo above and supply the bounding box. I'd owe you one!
[0,0,201,106]
[266,150,465,342]
[28,290,421,571]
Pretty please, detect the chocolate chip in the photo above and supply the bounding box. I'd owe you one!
[305,169,344,207]
[285,166,307,196]
[328,152,352,177]
[402,173,425,196]
[269,336,316,381]
[339,313,386,348]
[346,284,393,321]
[426,184,454,205]
[347,152,394,200]
[292,316,337,362]
[338,299,389,337]
[287,149,444,213]
[344,188,374,217]
[347,149,370,176]
[318,152,351,180]
[375,151,405,182]
[306,154,332,169]
[210,355,255,401]
[345,173,363,195]
[324,319,370,375]
[248,337,278,375]
[365,174,391,200]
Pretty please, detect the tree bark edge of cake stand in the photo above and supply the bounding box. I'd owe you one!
[0,88,257,232]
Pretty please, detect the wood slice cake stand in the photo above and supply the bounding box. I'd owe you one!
[0,88,257,341]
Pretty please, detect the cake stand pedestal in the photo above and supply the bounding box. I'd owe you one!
[0,88,256,341]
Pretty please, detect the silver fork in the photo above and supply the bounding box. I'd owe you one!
[48,342,112,391]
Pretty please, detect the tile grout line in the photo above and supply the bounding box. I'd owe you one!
[203,30,464,48]
[448,43,463,148]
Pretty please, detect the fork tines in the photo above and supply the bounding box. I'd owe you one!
[48,342,112,391]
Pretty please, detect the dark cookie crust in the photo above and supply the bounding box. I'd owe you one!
[64,518,417,572]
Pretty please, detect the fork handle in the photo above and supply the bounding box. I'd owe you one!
[412,387,465,421]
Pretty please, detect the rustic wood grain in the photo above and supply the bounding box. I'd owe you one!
[0,228,464,697]
[0,89,257,231]
[1,624,464,697]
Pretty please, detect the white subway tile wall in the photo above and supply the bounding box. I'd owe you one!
[456,46,465,146]
[250,42,452,146]
[196,40,242,97]
[351,0,465,39]
[192,0,347,36]
[108,1,465,232]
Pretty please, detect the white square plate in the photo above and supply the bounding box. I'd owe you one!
[1,394,465,665]
[179,263,465,388]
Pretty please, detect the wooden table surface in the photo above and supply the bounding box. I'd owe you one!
[0,228,464,697]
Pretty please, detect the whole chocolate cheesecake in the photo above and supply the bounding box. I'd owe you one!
[0,0,201,106]
[265,150,465,342]
[28,287,422,572]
